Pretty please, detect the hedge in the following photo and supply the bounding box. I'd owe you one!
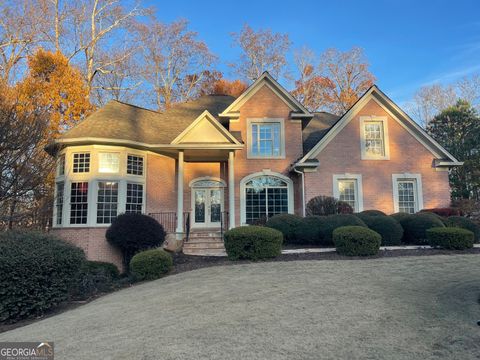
[333,226,381,256]
[296,216,326,245]
[320,214,367,246]
[390,212,414,225]
[401,213,445,244]
[224,226,282,260]
[427,227,474,250]
[360,215,403,246]
[0,231,85,323]
[129,248,173,281]
[265,214,303,245]
[359,210,387,217]
[421,207,463,217]
[72,261,120,299]
[446,216,480,243]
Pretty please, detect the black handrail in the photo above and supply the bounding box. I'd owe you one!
[184,212,190,242]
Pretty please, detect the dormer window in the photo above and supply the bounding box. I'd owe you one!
[247,118,285,158]
[360,116,389,160]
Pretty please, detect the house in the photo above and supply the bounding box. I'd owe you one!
[46,72,461,267]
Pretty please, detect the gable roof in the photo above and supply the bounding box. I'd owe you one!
[219,71,313,119]
[297,85,462,166]
[302,112,341,153]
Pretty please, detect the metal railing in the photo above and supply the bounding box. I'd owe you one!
[148,211,191,237]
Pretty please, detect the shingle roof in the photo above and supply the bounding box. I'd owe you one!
[60,95,235,144]
[302,112,340,153]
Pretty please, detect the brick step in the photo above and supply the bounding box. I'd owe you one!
[186,238,223,244]
[183,242,225,249]
[183,247,226,256]
[189,232,222,238]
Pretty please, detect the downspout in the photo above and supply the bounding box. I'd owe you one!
[293,166,306,217]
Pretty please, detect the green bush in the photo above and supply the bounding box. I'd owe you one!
[427,227,474,250]
[296,216,326,245]
[360,215,404,246]
[320,214,367,246]
[359,210,387,217]
[333,226,381,256]
[265,214,303,245]
[129,248,173,281]
[224,226,282,260]
[417,211,447,225]
[402,213,445,244]
[0,231,85,323]
[306,196,353,216]
[446,216,480,243]
[390,212,413,225]
[72,261,120,299]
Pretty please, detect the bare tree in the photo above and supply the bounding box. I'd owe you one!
[410,84,457,127]
[231,24,291,81]
[135,18,216,110]
[458,74,480,108]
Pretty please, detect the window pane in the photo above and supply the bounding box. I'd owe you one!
[126,183,143,214]
[364,121,385,156]
[56,182,64,225]
[97,181,118,224]
[70,182,88,224]
[99,153,120,173]
[73,153,90,173]
[57,155,65,176]
[251,122,281,157]
[338,180,357,211]
[127,155,144,175]
[398,180,416,214]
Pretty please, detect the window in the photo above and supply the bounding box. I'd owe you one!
[249,120,283,158]
[55,182,64,225]
[73,153,90,173]
[245,175,289,224]
[96,182,118,224]
[127,155,144,175]
[57,155,65,176]
[126,183,143,213]
[333,175,363,212]
[361,117,389,160]
[393,174,423,214]
[99,153,119,173]
[70,182,88,224]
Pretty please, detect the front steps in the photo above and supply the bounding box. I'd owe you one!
[182,229,226,256]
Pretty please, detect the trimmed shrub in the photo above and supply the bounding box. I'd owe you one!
[296,216,326,245]
[224,226,282,260]
[390,212,413,225]
[417,211,447,225]
[333,226,381,256]
[72,261,120,299]
[421,207,463,217]
[446,216,480,243]
[106,213,166,269]
[361,215,404,246]
[0,231,85,323]
[265,214,303,245]
[427,227,474,250]
[402,213,445,244]
[129,248,173,281]
[320,214,367,246]
[306,196,353,216]
[359,210,387,217]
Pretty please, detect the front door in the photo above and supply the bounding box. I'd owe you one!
[193,187,223,228]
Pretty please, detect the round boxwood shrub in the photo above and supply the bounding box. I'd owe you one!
[390,212,414,225]
[427,227,474,250]
[333,226,381,256]
[417,211,447,225]
[224,226,282,260]
[0,231,85,323]
[446,216,480,243]
[296,216,326,245]
[72,261,120,299]
[265,214,303,245]
[359,210,387,217]
[361,215,403,246]
[306,196,353,216]
[130,248,173,281]
[320,214,367,246]
[401,213,445,244]
[106,213,166,269]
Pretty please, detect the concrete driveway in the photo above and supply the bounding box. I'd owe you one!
[1,255,480,359]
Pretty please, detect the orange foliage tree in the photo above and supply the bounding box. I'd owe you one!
[211,79,248,98]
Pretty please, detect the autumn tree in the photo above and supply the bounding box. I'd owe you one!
[135,18,216,110]
[16,49,93,136]
[427,100,480,200]
[231,24,291,81]
[211,78,248,98]
[317,47,375,115]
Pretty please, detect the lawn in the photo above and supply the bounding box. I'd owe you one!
[1,255,480,359]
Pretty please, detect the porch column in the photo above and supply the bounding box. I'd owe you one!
[176,150,184,235]
[228,150,235,229]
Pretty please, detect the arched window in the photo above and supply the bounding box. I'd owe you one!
[241,172,293,225]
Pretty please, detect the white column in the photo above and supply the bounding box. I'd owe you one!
[228,150,235,229]
[176,150,184,234]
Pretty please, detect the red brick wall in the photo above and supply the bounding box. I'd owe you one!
[304,99,451,213]
[146,153,176,213]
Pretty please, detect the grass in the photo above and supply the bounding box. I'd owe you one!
[1,255,480,359]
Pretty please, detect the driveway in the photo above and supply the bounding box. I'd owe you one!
[1,255,480,359]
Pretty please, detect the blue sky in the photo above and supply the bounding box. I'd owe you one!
[149,0,480,106]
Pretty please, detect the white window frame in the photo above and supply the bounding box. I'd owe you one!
[127,154,144,176]
[360,116,390,160]
[333,174,363,212]
[72,152,91,173]
[98,152,120,173]
[392,174,423,213]
[247,118,285,159]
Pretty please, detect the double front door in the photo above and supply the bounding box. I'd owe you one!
[192,187,223,228]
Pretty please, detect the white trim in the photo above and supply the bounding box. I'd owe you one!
[332,174,364,212]
[190,186,224,229]
[176,151,184,234]
[246,118,286,159]
[228,151,235,229]
[359,116,390,160]
[392,173,424,213]
[189,176,226,187]
[239,170,294,226]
